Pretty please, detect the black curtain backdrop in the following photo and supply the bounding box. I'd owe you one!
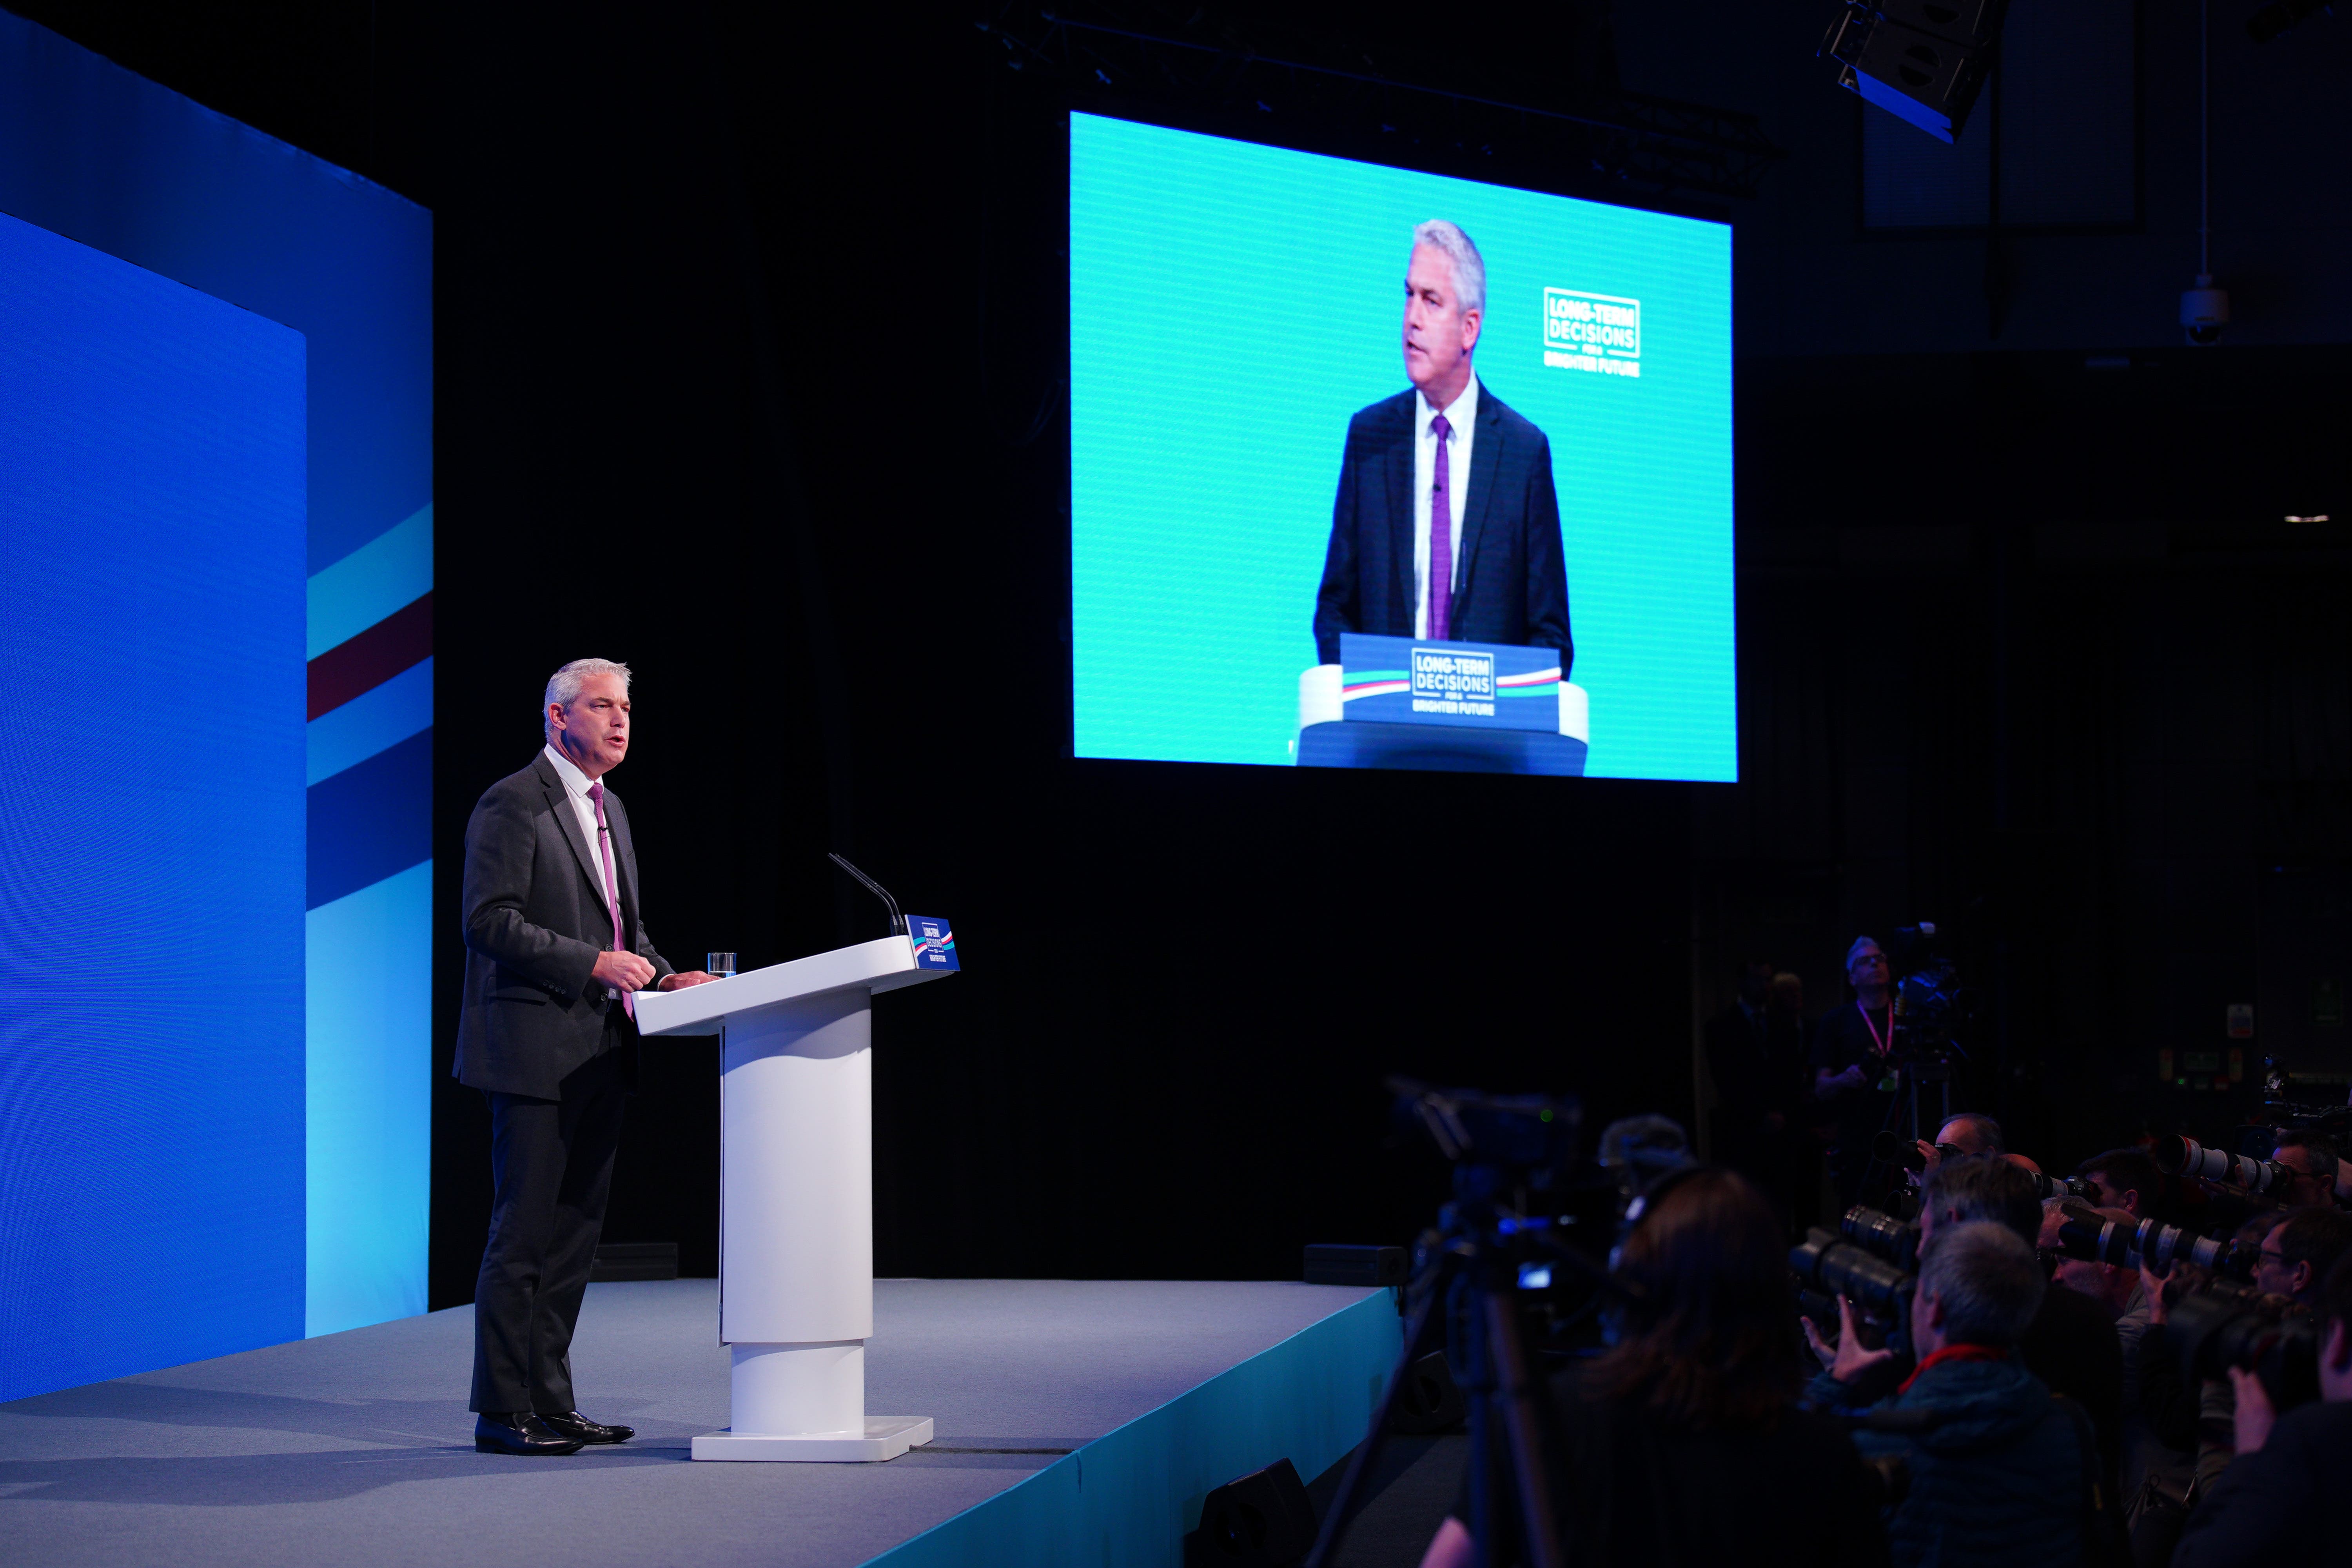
[34,0,2336,1306]
[424,8,1702,1304]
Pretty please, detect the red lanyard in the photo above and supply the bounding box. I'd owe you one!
[1858,1002,1892,1058]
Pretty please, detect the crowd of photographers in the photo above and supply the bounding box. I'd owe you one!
[1418,1110,2352,1568]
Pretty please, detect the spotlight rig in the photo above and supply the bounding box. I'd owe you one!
[1822,0,2010,144]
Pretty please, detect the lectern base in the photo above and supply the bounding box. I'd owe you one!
[690,1415,934,1463]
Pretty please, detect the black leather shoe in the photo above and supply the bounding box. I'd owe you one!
[537,1410,634,1445]
[474,1412,584,1455]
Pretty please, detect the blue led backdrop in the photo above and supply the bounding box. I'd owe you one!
[0,211,307,1399]
[0,15,432,1400]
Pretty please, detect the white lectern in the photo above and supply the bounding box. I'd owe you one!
[632,933,955,1461]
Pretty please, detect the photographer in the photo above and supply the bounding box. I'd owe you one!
[1417,1168,1889,1568]
[1907,1112,2005,1182]
[2268,1131,2340,1211]
[2169,1254,2352,1566]
[1808,1221,2094,1568]
[2080,1148,2165,1221]
[2251,1207,2352,1308]
[1814,937,1900,1207]
[2138,1211,2350,1508]
[1814,1156,2125,1479]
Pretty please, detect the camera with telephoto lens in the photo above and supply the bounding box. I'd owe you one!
[2150,1134,2296,1196]
[1840,1205,1921,1270]
[1791,1227,1915,1319]
[2024,1169,2098,1203]
[2171,1287,2321,1413]
[2052,1215,2257,1282]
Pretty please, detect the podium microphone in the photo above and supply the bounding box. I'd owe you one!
[828,852,907,935]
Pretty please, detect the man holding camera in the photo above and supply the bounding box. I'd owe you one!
[2171,1253,2352,1565]
[1811,1220,2094,1568]
[2268,1131,2341,1210]
[1811,1156,2127,1492]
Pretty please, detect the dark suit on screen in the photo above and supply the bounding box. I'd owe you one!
[1312,383,1572,668]
[458,750,675,1414]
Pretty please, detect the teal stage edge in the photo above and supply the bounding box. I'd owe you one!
[866,1288,1403,1568]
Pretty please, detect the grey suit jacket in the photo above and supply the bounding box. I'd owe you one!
[454,752,676,1099]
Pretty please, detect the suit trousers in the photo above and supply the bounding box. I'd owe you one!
[469,1024,628,1413]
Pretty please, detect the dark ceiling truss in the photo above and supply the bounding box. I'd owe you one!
[981,8,1785,202]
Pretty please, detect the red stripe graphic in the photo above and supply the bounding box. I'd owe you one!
[308,591,432,719]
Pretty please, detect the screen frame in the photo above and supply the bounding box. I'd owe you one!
[1056,102,1738,781]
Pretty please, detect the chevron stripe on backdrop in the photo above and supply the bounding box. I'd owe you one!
[305,504,435,1337]
[0,9,435,1368]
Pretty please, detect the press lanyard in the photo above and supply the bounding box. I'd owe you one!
[1859,1003,1892,1058]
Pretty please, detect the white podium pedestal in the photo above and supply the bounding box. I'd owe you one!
[632,934,954,1461]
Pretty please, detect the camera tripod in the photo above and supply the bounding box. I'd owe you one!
[1857,1051,1956,1202]
[1303,1166,1621,1568]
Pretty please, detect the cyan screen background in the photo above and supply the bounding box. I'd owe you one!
[1070,113,1735,780]
[0,211,307,1401]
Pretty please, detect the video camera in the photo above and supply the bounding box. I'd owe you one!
[2050,1214,2257,1282]
[1385,1076,1625,1343]
[1883,923,1969,1066]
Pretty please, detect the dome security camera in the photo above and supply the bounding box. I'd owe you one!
[2181,274,2229,346]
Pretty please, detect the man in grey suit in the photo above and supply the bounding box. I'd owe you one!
[456,657,715,1455]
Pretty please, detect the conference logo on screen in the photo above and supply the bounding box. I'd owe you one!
[1542,288,1641,378]
[1410,646,1496,717]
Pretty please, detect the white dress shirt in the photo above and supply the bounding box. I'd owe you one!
[543,744,617,913]
[1412,373,1479,639]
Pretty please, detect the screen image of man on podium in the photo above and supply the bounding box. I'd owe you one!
[1311,219,1572,670]
[455,657,717,1456]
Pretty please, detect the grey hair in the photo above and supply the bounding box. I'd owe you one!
[543,657,633,739]
[1942,1112,2005,1154]
[1411,219,1486,318]
[1919,1220,2044,1349]
[1846,935,1883,969]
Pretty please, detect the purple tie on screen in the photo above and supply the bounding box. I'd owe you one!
[1429,412,1453,642]
[588,780,634,1020]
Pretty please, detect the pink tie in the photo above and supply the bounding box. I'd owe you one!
[587,780,634,1020]
[1429,412,1454,641]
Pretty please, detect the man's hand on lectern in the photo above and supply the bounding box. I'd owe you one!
[658,971,719,990]
[592,950,657,993]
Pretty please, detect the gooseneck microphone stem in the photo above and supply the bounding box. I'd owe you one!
[828,852,907,936]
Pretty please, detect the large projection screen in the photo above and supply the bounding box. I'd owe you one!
[1070,113,1735,782]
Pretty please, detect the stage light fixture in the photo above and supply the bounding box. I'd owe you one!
[1822,0,2010,143]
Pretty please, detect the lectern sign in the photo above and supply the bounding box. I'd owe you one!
[908,916,958,971]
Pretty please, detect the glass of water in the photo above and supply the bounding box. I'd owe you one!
[706,952,738,978]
